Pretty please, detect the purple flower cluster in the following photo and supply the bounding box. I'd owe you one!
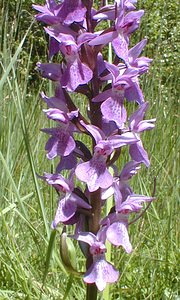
[33,0,155,293]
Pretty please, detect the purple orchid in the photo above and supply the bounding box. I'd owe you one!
[102,160,141,202]
[93,64,144,127]
[93,0,137,22]
[34,0,156,296]
[71,229,119,291]
[41,107,78,159]
[42,125,76,158]
[89,1,144,62]
[33,0,61,25]
[102,194,153,252]
[44,28,93,91]
[128,39,153,74]
[39,171,91,227]
[75,142,114,192]
[33,0,86,25]
[75,121,138,192]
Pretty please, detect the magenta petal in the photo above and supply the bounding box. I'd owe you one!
[56,153,77,172]
[75,160,113,192]
[84,257,119,291]
[129,141,150,167]
[57,135,76,156]
[107,222,132,253]
[137,120,156,132]
[52,198,77,227]
[61,60,93,91]
[58,0,87,25]
[112,35,129,62]
[89,31,118,46]
[45,137,58,159]
[101,98,127,128]
[92,89,112,103]
[128,39,147,62]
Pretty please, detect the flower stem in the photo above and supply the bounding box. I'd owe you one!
[86,283,98,300]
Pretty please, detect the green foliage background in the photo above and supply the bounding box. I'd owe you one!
[0,0,179,299]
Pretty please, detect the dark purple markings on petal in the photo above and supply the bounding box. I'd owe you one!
[112,34,129,62]
[58,0,87,25]
[101,98,127,129]
[107,222,132,253]
[75,159,113,192]
[61,60,93,92]
[84,257,119,291]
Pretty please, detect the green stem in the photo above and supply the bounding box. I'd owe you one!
[86,283,98,300]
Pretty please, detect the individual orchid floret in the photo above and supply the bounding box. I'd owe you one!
[41,123,76,159]
[128,39,153,74]
[32,0,61,25]
[75,141,114,192]
[45,29,93,91]
[33,0,86,26]
[103,213,132,253]
[93,65,144,127]
[60,43,93,91]
[75,122,138,192]
[102,194,153,252]
[93,0,137,22]
[41,107,78,159]
[89,6,144,62]
[102,160,141,202]
[128,102,156,166]
[70,229,119,291]
[52,189,91,227]
[39,171,91,227]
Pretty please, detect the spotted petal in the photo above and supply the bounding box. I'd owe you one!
[84,256,119,291]
[107,221,132,253]
[101,97,127,128]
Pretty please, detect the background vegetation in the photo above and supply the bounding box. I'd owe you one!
[0,0,179,299]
